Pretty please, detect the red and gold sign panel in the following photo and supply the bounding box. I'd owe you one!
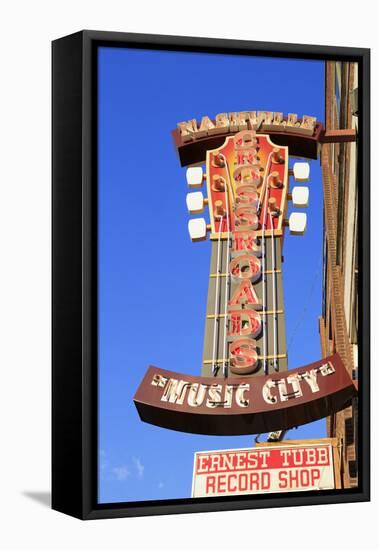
[206,130,288,236]
[134,119,357,434]
[200,130,290,376]
[172,111,323,164]
[134,353,356,435]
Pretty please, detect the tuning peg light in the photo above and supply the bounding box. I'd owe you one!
[270,171,283,188]
[186,166,204,188]
[292,162,310,182]
[272,148,283,164]
[289,212,307,235]
[268,197,279,215]
[188,218,207,242]
[214,200,226,218]
[186,191,205,214]
[292,186,309,208]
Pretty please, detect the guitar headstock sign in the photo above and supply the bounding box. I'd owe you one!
[198,129,290,379]
[134,111,356,435]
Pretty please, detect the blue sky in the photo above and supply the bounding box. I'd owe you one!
[98,46,325,504]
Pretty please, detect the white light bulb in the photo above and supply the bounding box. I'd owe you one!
[292,186,309,208]
[186,192,205,214]
[186,166,204,188]
[188,218,207,242]
[293,162,310,182]
[289,212,307,235]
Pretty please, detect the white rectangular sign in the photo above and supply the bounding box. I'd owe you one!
[192,443,335,497]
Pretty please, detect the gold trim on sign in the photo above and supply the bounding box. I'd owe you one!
[202,353,287,364]
[209,269,281,277]
[210,229,283,240]
[206,309,283,319]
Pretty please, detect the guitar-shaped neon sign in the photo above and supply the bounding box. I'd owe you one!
[133,118,356,436]
[185,129,310,380]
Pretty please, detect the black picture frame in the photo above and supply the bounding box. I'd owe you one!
[52,30,370,520]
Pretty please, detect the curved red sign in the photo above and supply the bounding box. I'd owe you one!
[133,353,356,436]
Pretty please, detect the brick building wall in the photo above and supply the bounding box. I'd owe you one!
[319,61,359,488]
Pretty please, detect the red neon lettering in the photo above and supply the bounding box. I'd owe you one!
[234,207,259,230]
[235,185,259,208]
[233,130,256,149]
[228,310,262,338]
[236,151,257,165]
[232,231,260,254]
[229,280,260,306]
[230,339,258,372]
[230,254,261,280]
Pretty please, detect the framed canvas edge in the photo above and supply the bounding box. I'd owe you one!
[52,29,370,520]
[52,30,86,520]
